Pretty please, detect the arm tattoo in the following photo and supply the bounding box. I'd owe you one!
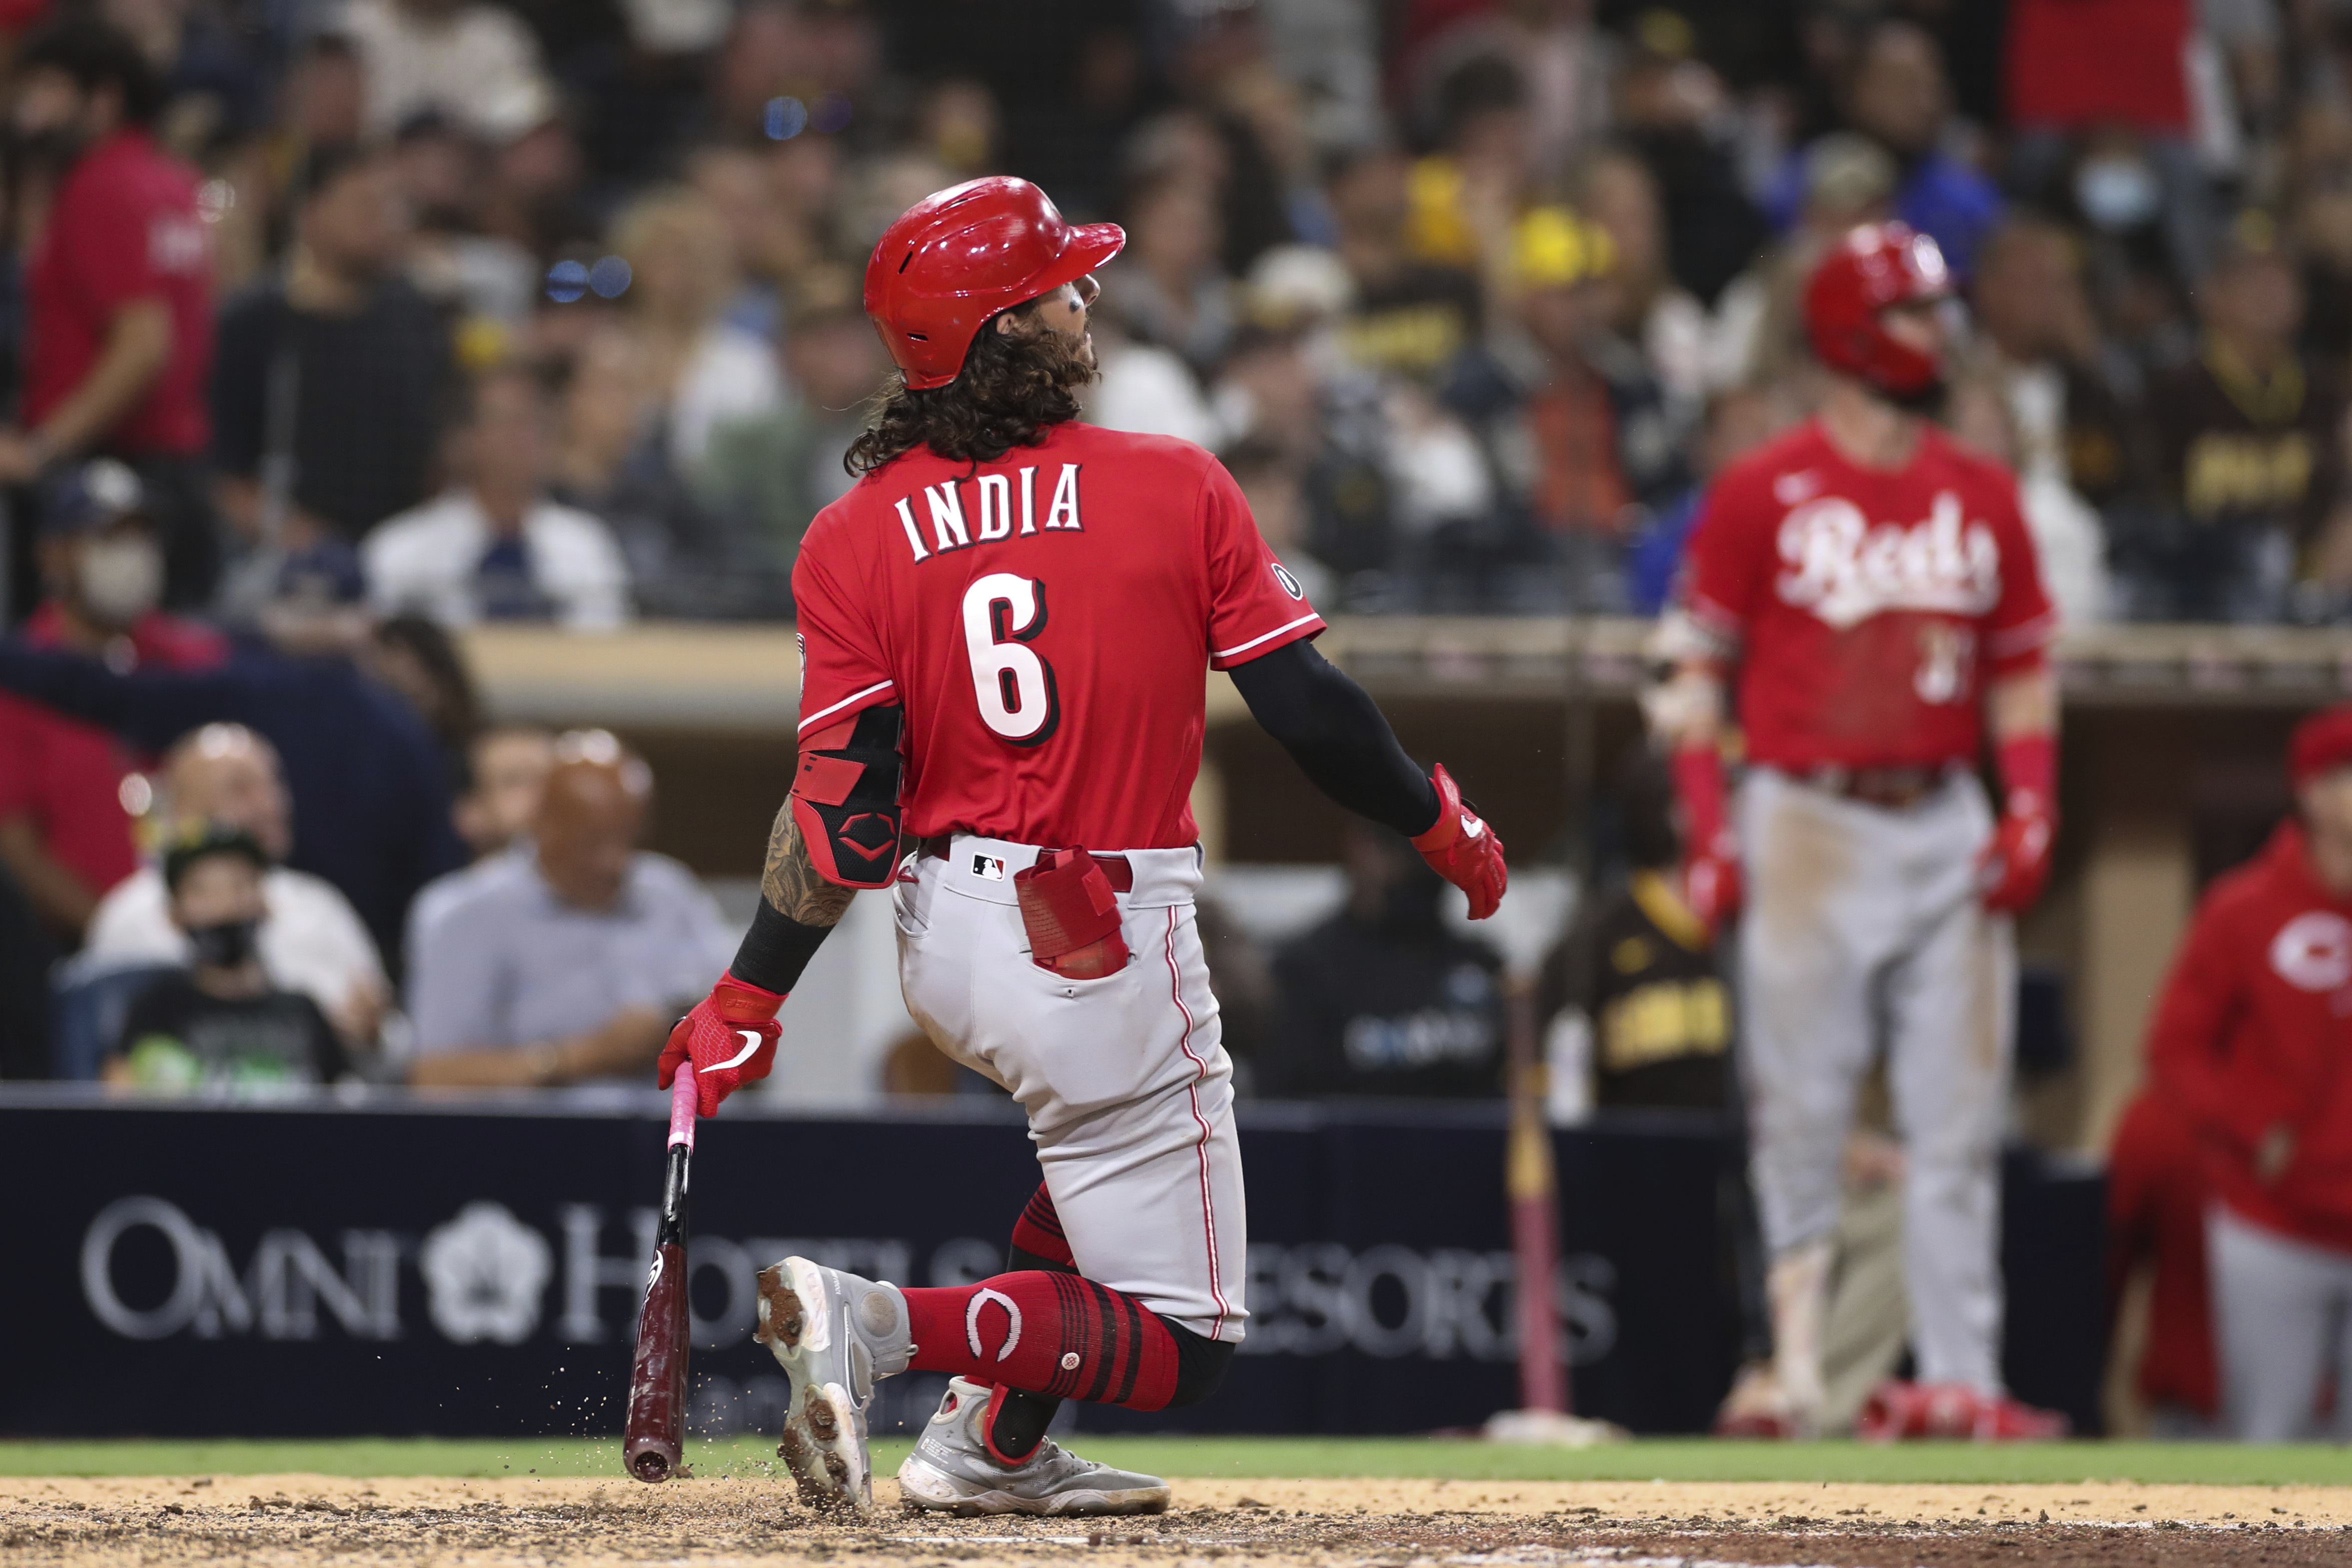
[761,799,857,926]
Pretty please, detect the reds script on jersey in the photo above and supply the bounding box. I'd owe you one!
[792,421,1324,846]
[1683,422,2056,766]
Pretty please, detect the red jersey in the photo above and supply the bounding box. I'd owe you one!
[2146,821,2352,1251]
[2007,0,2191,136]
[25,130,213,455]
[792,422,1324,850]
[1682,420,2055,771]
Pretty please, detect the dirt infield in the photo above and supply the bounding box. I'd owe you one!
[6,1475,2351,1567]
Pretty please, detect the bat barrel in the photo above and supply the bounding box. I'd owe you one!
[622,1240,692,1481]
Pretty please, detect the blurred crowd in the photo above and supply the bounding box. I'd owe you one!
[0,1,2338,632]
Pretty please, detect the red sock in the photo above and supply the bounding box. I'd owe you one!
[1009,1183,1074,1268]
[902,1271,1178,1410]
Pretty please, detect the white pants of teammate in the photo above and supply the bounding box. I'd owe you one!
[2209,1205,2352,1440]
[1737,767,2013,1391]
[894,834,1248,1344]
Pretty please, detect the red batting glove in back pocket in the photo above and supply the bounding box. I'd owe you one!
[1014,848,1130,979]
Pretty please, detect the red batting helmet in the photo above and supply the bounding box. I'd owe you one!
[1803,222,1952,398]
[863,177,1125,390]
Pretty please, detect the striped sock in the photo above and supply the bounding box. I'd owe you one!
[902,1271,1180,1413]
[1008,1182,1075,1268]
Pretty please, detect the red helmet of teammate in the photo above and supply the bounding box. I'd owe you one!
[863,177,1126,390]
[1803,222,1952,399]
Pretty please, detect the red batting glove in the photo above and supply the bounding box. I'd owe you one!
[658,974,785,1117]
[1412,763,1508,919]
[1978,732,2057,915]
[1670,740,1741,941]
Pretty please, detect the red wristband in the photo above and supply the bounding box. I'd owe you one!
[1994,732,2057,820]
[1670,740,1733,856]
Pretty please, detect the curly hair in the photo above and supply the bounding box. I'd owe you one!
[845,307,1097,477]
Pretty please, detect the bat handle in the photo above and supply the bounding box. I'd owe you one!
[668,1062,697,1150]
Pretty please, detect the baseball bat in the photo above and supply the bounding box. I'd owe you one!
[623,1064,697,1482]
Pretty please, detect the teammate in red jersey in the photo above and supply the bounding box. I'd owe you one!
[1658,223,2066,1439]
[658,178,1507,1514]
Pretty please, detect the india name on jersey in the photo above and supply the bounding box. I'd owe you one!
[791,421,1325,851]
[1683,421,2056,770]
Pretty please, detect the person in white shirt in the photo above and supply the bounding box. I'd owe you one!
[407,731,732,1087]
[85,724,388,1042]
[334,0,555,144]
[364,366,632,630]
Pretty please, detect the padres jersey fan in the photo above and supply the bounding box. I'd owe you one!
[657,178,1508,1516]
[1658,224,2066,1442]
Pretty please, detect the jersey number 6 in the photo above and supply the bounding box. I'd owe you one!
[962,573,1060,745]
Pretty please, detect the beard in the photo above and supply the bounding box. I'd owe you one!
[1881,375,1948,416]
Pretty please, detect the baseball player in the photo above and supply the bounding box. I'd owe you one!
[1657,223,2064,1438]
[658,177,1507,1514]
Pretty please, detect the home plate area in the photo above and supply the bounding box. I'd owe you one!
[7,1477,2351,1567]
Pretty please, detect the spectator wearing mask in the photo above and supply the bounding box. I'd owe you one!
[211,144,452,584]
[2143,705,2352,1439]
[406,732,732,1087]
[2144,218,2352,621]
[695,270,890,580]
[0,20,217,605]
[86,723,388,1043]
[364,365,632,629]
[2003,0,2213,285]
[1767,21,2002,281]
[334,0,556,145]
[0,461,223,943]
[1262,821,1506,1099]
[109,825,348,1091]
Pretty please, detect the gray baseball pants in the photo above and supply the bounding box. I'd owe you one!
[894,835,1248,1344]
[2209,1204,2352,1440]
[1737,767,2014,1391]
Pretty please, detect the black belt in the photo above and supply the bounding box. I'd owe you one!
[917,835,1135,892]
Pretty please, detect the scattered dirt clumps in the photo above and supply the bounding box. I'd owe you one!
[3,1475,2348,1567]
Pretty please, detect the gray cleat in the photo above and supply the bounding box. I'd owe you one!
[897,1377,1172,1516]
[755,1256,914,1516]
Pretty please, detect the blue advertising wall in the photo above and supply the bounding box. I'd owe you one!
[0,1092,2105,1438]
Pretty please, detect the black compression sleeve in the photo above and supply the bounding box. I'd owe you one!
[1228,640,1441,837]
[728,897,835,996]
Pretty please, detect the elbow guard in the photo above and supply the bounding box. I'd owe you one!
[789,703,905,889]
